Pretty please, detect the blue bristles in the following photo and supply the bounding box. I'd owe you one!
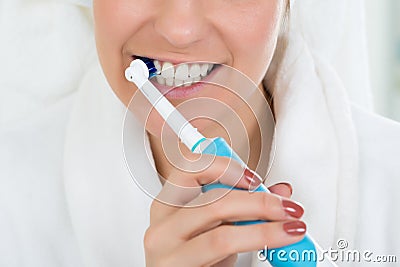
[137,57,158,78]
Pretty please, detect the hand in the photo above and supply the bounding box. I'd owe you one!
[144,156,305,267]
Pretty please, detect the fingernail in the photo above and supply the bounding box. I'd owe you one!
[283,221,306,236]
[244,168,263,191]
[275,182,293,195]
[282,199,304,218]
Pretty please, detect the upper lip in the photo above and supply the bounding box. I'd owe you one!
[131,54,221,65]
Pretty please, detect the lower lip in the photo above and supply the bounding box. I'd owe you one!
[150,66,219,100]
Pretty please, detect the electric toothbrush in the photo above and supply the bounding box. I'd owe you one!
[125,58,337,267]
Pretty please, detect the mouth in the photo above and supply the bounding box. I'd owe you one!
[131,56,220,99]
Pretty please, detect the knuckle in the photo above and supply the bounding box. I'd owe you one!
[258,192,270,212]
[256,224,273,246]
[143,227,160,253]
[209,227,235,254]
[260,192,279,213]
[198,157,231,182]
[167,169,194,187]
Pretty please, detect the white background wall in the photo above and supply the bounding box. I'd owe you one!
[365,0,400,121]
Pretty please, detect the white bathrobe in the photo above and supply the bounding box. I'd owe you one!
[0,0,399,266]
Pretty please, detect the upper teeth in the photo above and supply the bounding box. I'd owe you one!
[153,60,214,87]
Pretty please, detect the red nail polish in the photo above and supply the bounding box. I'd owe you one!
[244,168,263,189]
[283,221,306,236]
[282,199,304,218]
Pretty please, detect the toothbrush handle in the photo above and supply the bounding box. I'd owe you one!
[200,137,317,267]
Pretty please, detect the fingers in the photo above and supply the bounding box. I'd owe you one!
[153,155,262,209]
[168,154,258,189]
[164,220,306,267]
[150,189,304,245]
[268,182,293,198]
[146,178,303,267]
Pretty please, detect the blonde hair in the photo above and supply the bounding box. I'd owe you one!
[263,0,290,111]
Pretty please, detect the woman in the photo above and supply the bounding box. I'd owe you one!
[1,0,399,266]
[94,0,308,265]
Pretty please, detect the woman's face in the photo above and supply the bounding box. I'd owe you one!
[94,0,284,137]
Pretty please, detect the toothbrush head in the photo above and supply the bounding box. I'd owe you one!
[137,57,158,78]
[125,60,149,88]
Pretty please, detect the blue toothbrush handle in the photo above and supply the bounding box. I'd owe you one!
[200,137,317,267]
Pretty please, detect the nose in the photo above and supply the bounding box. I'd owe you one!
[154,1,208,49]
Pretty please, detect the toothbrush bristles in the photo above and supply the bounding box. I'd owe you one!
[137,56,158,78]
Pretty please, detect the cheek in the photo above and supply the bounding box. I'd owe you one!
[94,1,128,63]
[215,3,282,85]
[94,0,148,47]
[94,0,149,106]
[94,1,168,138]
